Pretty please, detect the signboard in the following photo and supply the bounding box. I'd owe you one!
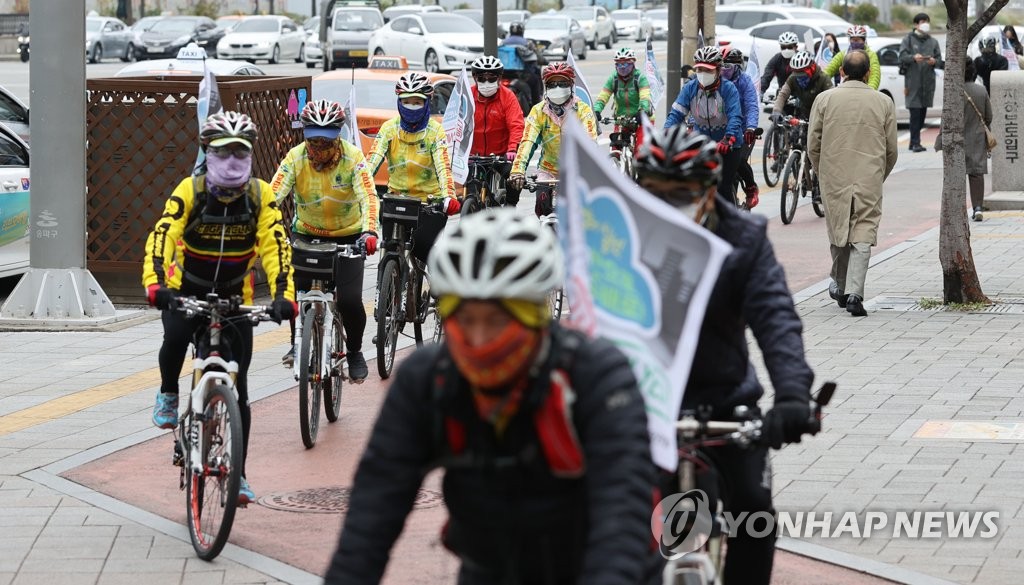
[368,55,408,70]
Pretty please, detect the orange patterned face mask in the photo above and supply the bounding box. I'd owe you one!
[445,318,543,390]
[306,140,341,172]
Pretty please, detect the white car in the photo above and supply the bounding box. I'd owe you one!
[646,8,668,40]
[216,15,306,64]
[525,14,587,61]
[716,4,847,32]
[611,9,653,42]
[323,6,385,70]
[368,13,483,73]
[115,57,266,77]
[875,40,944,122]
[0,123,30,279]
[719,19,853,84]
[498,10,531,28]
[303,15,321,69]
[560,6,616,49]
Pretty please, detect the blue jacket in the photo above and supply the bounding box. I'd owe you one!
[730,71,760,131]
[665,78,744,147]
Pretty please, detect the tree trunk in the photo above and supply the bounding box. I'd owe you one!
[938,0,1007,304]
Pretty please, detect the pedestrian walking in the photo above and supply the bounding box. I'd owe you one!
[808,51,898,317]
[936,59,993,222]
[974,36,1008,95]
[899,13,943,153]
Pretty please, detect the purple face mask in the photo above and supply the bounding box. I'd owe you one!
[205,152,252,188]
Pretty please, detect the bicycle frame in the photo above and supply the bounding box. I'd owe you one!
[465,155,507,209]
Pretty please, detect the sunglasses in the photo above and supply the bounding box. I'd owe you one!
[305,137,336,148]
[475,74,500,83]
[781,44,797,50]
[207,145,251,159]
[545,80,573,89]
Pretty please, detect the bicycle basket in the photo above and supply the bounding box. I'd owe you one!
[381,196,423,227]
[291,238,336,277]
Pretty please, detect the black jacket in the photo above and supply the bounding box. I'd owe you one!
[760,52,792,96]
[681,197,814,416]
[324,326,661,585]
[975,52,1009,94]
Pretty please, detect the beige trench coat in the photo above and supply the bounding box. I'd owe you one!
[808,80,898,247]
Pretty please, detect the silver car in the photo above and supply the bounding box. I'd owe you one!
[303,16,322,69]
[611,9,653,42]
[525,15,587,61]
[86,17,135,63]
[560,6,615,50]
[323,6,384,70]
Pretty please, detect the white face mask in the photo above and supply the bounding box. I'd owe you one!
[696,71,717,87]
[477,80,499,97]
[919,22,930,33]
[546,86,572,105]
[401,103,425,111]
[781,49,795,59]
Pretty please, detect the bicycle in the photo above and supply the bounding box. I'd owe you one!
[760,97,798,188]
[169,294,272,560]
[290,238,366,449]
[374,194,445,379]
[662,382,836,585]
[462,154,510,215]
[602,115,640,179]
[524,177,565,321]
[778,115,825,225]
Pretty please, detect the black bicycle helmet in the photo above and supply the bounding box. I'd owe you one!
[509,22,524,36]
[721,46,744,65]
[634,125,722,187]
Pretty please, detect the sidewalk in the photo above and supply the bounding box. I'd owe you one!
[2,162,1024,584]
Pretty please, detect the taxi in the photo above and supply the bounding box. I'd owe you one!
[312,55,455,189]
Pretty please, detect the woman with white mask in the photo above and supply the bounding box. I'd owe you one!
[469,56,526,206]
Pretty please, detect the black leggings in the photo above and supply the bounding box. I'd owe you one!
[159,309,254,477]
[718,146,745,205]
[736,142,757,192]
[290,232,367,353]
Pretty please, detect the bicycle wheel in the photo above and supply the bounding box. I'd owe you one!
[779,151,800,225]
[811,175,825,218]
[412,269,426,346]
[298,306,322,449]
[323,311,343,423]
[376,258,400,379]
[762,125,782,188]
[460,194,483,216]
[431,301,444,344]
[186,381,242,560]
[549,287,564,321]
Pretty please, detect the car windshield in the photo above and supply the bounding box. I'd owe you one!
[334,10,383,31]
[527,17,568,31]
[647,9,667,19]
[791,9,844,21]
[421,14,481,33]
[131,17,159,31]
[233,19,280,33]
[314,79,409,111]
[612,11,640,20]
[456,11,483,24]
[86,20,103,33]
[564,8,593,20]
[149,19,197,34]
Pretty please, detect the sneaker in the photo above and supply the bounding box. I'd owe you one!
[973,207,983,222]
[281,347,295,367]
[846,294,867,317]
[347,351,368,383]
[911,145,927,153]
[238,477,255,506]
[152,393,178,429]
[828,280,848,308]
[743,183,760,209]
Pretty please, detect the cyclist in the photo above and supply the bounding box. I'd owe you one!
[974,35,1009,95]
[633,125,815,585]
[368,72,461,263]
[664,46,745,205]
[500,21,543,103]
[822,25,881,90]
[271,99,379,381]
[721,46,761,209]
[760,31,799,99]
[143,111,296,505]
[508,62,598,215]
[469,55,526,205]
[324,208,662,585]
[771,50,833,123]
[593,47,653,152]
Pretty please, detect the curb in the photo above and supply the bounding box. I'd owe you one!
[777,538,961,585]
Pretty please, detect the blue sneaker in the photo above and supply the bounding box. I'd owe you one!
[238,477,255,506]
[152,393,178,429]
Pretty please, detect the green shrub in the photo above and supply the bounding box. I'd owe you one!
[891,4,912,25]
[830,4,847,18]
[853,2,879,25]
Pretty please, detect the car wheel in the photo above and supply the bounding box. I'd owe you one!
[587,37,596,50]
[121,43,135,62]
[295,44,304,63]
[269,44,280,64]
[323,55,332,72]
[606,31,615,49]
[424,49,439,73]
[578,41,587,60]
[89,43,102,64]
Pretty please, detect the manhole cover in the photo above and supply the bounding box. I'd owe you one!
[258,486,444,514]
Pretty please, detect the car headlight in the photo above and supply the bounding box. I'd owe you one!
[445,43,470,52]
[18,36,27,43]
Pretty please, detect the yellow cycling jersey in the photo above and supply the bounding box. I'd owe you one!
[271,140,380,238]
[367,117,455,201]
[141,175,295,305]
[512,99,598,176]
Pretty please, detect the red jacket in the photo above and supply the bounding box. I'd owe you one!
[471,86,525,157]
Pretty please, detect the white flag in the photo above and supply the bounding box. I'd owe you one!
[193,56,222,174]
[442,68,475,185]
[339,85,360,145]
[566,49,593,108]
[558,118,732,472]
[644,36,665,109]
[697,28,705,49]
[747,39,762,96]
[803,29,816,57]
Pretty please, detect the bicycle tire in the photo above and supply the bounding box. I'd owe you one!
[412,268,426,346]
[431,304,444,344]
[186,381,242,561]
[376,258,400,379]
[549,287,564,321]
[461,194,483,216]
[779,151,800,225]
[298,307,322,449]
[762,125,782,188]
[811,177,825,218]
[323,311,343,423]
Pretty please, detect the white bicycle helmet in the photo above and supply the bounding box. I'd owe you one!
[789,50,814,70]
[471,55,504,73]
[778,32,799,46]
[847,25,868,39]
[200,111,257,148]
[693,45,722,67]
[301,99,346,128]
[615,47,637,62]
[428,208,564,304]
[395,72,434,98]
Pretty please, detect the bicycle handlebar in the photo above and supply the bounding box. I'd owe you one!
[523,176,559,192]
[290,239,366,260]
[600,116,640,127]
[177,295,273,324]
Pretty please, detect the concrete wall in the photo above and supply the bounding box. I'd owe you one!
[991,71,1024,193]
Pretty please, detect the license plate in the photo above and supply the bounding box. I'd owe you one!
[349,50,368,57]
[147,46,162,53]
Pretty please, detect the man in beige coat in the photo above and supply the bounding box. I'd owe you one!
[809,50,898,317]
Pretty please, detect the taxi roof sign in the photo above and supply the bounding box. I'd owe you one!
[176,43,207,60]
[368,55,408,70]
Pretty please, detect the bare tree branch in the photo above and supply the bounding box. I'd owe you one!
[967,0,1010,40]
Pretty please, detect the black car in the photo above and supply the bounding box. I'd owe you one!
[138,16,223,60]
